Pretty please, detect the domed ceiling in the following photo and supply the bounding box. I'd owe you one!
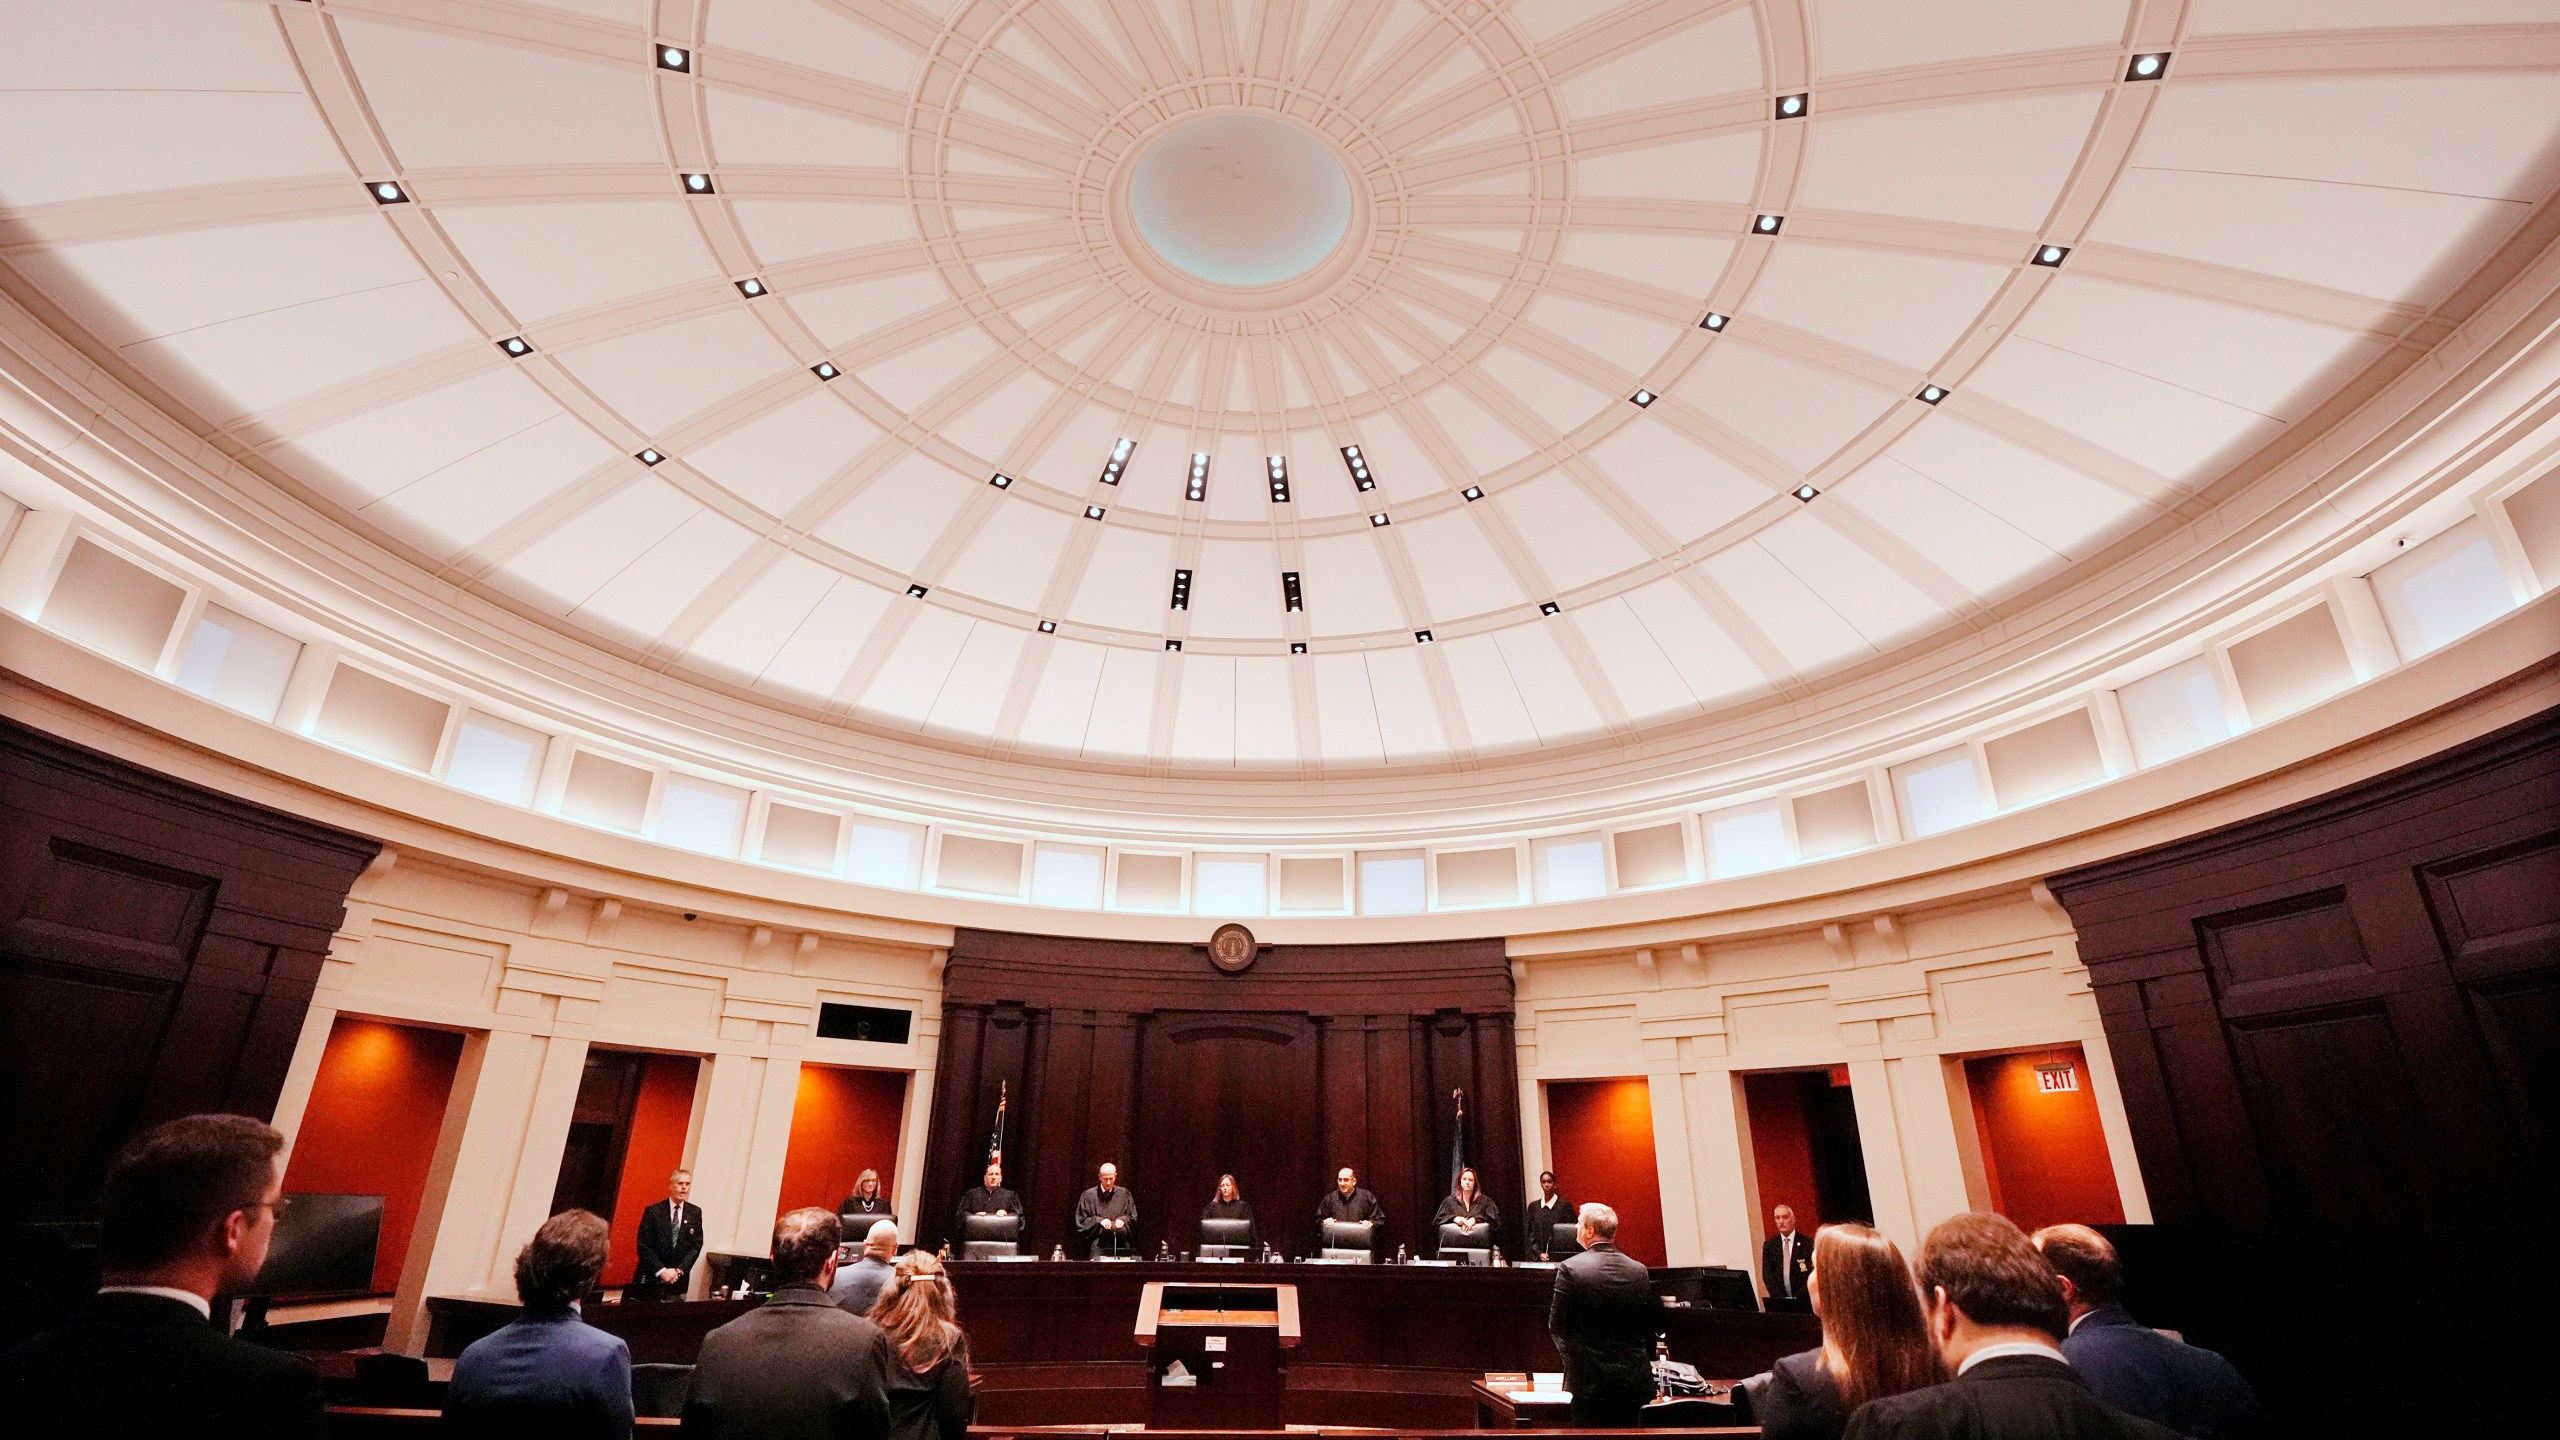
[5,0,2558,778]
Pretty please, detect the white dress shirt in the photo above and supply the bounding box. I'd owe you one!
[95,1285,212,1321]
[1957,1340,2069,1374]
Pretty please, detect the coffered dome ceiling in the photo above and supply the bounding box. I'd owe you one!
[5,0,2558,787]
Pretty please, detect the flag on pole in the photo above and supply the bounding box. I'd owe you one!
[1448,1088,1468,1194]
[988,1080,1008,1165]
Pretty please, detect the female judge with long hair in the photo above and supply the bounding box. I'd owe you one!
[1740,1222,1943,1440]
[867,1251,976,1440]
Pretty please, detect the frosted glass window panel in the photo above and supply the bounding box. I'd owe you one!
[847,821,921,888]
[1031,845,1105,908]
[40,539,185,670]
[1359,853,1426,915]
[761,803,842,873]
[2118,657,2232,768]
[2373,523,2516,658]
[657,776,746,856]
[1897,751,1986,837]
[1114,853,1185,910]
[173,605,299,721]
[313,665,448,772]
[1708,806,1790,878]
[560,751,652,831]
[445,714,543,805]
[1193,855,1269,916]
[1535,837,1607,903]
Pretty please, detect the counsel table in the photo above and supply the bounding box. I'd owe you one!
[425,1262,1818,1427]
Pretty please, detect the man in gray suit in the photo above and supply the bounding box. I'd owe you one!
[829,1219,900,1316]
[683,1208,895,1440]
[1548,1202,1657,1427]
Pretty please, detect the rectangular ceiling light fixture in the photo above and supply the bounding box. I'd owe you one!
[1099,436,1134,485]
[1187,452,1209,502]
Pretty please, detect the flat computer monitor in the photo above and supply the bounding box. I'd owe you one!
[246,1193,383,1298]
[1199,1218,1252,1250]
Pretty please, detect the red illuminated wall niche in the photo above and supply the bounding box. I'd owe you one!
[1543,1078,1666,1266]
[282,1017,464,1293]
[1742,1071,1824,1234]
[604,1052,699,1284]
[1963,1045,2123,1235]
[777,1064,910,1225]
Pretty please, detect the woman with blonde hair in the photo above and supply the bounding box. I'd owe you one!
[868,1250,975,1440]
[1740,1222,1943,1440]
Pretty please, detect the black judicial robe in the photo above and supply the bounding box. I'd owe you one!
[1073,1185,1138,1256]
[1525,1195,1576,1255]
[954,1185,1025,1239]
[1316,1187,1386,1231]
[1433,1191,1501,1242]
[1199,1198,1260,1251]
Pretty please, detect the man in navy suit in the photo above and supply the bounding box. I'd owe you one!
[1547,1202,1657,1427]
[633,1168,705,1299]
[2034,1224,2261,1439]
[445,1208,634,1438]
[0,1114,324,1439]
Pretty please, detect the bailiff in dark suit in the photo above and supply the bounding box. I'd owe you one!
[2062,1306,2261,1440]
[634,1198,705,1298]
[443,1304,635,1439]
[682,1282,897,1440]
[1761,1229,1814,1312]
[1842,1353,2184,1440]
[1548,1239,1658,1427]
[0,1290,325,1440]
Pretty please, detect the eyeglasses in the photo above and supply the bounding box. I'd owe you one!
[244,1195,294,1218]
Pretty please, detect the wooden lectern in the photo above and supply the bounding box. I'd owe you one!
[1135,1281,1299,1430]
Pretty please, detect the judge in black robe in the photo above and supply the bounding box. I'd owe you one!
[1073,1163,1138,1257]
[1433,1167,1501,1254]
[1316,1167,1386,1253]
[1524,1171,1575,1258]
[954,1162,1025,1245]
[1199,1174,1261,1253]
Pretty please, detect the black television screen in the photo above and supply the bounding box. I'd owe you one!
[246,1193,383,1298]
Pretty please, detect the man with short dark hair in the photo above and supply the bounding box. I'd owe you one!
[1844,1212,2181,1440]
[1316,1166,1386,1255]
[0,1114,324,1439]
[954,1160,1023,1244]
[445,1208,634,1438]
[830,1219,900,1315]
[1548,1202,1655,1427]
[2033,1224,2260,1439]
[683,1208,895,1440]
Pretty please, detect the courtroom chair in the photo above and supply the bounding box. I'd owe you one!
[347,1351,436,1409]
[1435,1222,1494,1265]
[631,1361,693,1418]
[1197,1217,1252,1259]
[1548,1221,1584,1258]
[963,1211,1024,1260]
[1320,1219,1375,1262]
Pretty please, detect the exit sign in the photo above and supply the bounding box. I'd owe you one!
[2036,1062,2079,1093]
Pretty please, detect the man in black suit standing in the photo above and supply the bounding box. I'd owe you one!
[1547,1202,1657,1427]
[683,1207,895,1440]
[1761,1204,1814,1312]
[0,1113,325,1439]
[1844,1212,2181,1440]
[1524,1171,1574,1259]
[633,1168,705,1300]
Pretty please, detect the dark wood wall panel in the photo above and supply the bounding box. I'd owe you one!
[2049,706,2560,1436]
[922,930,1517,1259]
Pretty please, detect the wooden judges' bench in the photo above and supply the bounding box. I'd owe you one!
[427,1262,1817,1428]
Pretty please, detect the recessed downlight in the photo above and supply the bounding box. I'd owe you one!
[1794,484,1819,502]
[1415,629,1434,644]
[1753,213,1784,235]
[906,583,929,598]
[1165,639,1183,652]
[368,180,409,205]
[1085,504,1105,519]
[1461,486,1484,501]
[1369,512,1390,527]
[1775,93,1809,119]
[1339,445,1374,492]
[1267,455,1290,503]
[2031,244,2070,268]
[497,336,531,357]
[1630,389,1656,408]
[1038,619,1057,634]
[736,277,768,298]
[1701,311,1730,332]
[1917,384,1948,405]
[1290,641,1308,655]
[812,361,840,380]
[636,447,665,466]
[1169,568,1192,610]
[1281,571,1303,612]
[2127,52,2169,81]
[988,472,1013,489]
[681,172,715,194]
[656,45,691,72]
[1187,452,1209,503]
[1099,436,1134,485]
[1538,600,1561,617]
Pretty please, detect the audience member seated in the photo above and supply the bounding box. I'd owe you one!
[831,1220,900,1316]
[444,1208,634,1439]
[0,1114,324,1440]
[1547,1202,1655,1428]
[1739,1223,1941,1440]
[683,1208,895,1440]
[1843,1212,2181,1440]
[872,1251,976,1440]
[1431,1166,1500,1256]
[2034,1224,2262,1440]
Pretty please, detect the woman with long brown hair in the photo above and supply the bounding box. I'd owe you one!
[1740,1222,1943,1440]
[868,1249,975,1440]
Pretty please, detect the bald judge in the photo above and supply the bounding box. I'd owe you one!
[1073,1163,1138,1258]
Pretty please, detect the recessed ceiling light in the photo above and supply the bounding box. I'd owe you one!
[497,336,532,357]
[1630,389,1656,408]
[1165,639,1183,652]
[1369,512,1390,527]
[2030,244,2070,268]
[681,172,715,195]
[1038,619,1057,634]
[1917,384,1948,405]
[1099,437,1133,485]
[988,472,1013,489]
[1539,600,1561,616]
[1415,629,1434,644]
[1700,311,1730,332]
[636,447,665,466]
[1794,484,1819,502]
[907,583,929,598]
[1753,213,1784,235]
[1085,504,1105,519]
[1169,568,1192,610]
[1290,641,1308,655]
[2127,52,2169,81]
[1461,485,1483,501]
[656,45,691,72]
[1281,571,1303,612]
[1775,93,1809,119]
[1187,452,1209,503]
[736,278,768,298]
[368,180,409,205]
[811,361,840,380]
[1339,445,1374,492]
[1267,455,1290,503]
